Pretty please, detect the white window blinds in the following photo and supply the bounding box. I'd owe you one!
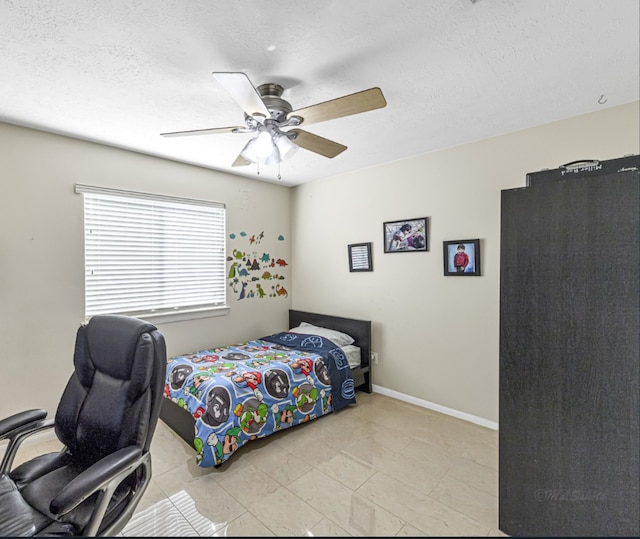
[76,184,226,318]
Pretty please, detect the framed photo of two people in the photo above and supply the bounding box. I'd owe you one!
[443,239,481,276]
[383,217,428,253]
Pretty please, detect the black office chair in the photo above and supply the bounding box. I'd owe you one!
[0,314,166,536]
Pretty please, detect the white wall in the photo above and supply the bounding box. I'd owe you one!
[291,101,640,425]
[0,122,292,418]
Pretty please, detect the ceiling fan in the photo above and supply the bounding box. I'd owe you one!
[160,72,387,172]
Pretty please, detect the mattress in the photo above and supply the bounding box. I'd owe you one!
[341,344,361,369]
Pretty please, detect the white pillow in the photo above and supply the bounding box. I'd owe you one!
[288,321,355,346]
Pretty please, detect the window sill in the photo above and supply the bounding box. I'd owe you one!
[111,306,231,324]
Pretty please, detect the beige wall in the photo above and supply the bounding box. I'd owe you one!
[291,101,640,425]
[1,102,638,426]
[0,122,292,418]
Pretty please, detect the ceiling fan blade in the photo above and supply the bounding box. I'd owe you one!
[288,87,386,127]
[212,72,270,118]
[232,154,252,167]
[231,140,253,167]
[289,129,347,158]
[160,126,243,137]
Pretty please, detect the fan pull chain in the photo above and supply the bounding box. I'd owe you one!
[277,161,281,181]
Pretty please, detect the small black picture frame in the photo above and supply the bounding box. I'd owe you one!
[348,242,373,272]
[383,217,429,253]
[443,239,481,276]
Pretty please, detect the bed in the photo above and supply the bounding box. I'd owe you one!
[160,309,372,467]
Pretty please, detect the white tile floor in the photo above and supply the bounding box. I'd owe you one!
[120,392,506,536]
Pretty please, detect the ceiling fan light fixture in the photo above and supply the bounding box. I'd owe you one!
[240,138,259,164]
[240,132,283,166]
[253,129,276,158]
[264,145,281,166]
[274,132,298,161]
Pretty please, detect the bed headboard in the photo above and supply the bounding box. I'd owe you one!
[288,309,372,393]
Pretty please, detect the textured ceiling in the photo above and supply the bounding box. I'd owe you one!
[1,0,638,187]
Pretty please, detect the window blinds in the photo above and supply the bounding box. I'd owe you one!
[76,184,226,317]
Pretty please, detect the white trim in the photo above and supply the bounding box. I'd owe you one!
[131,305,230,324]
[75,183,225,209]
[371,384,499,430]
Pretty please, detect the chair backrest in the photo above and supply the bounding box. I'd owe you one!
[54,315,166,464]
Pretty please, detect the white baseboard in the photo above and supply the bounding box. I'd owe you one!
[371,384,499,431]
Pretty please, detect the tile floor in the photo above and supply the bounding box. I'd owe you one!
[11,392,506,536]
[132,392,504,536]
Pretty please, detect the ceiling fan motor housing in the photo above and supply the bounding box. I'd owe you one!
[257,83,292,122]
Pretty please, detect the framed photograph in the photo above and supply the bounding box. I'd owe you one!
[443,239,481,276]
[383,217,428,253]
[348,242,373,272]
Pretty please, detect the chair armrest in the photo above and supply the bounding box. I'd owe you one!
[0,409,47,439]
[0,411,54,475]
[50,446,144,516]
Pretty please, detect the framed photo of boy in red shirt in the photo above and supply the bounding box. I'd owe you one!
[443,239,481,276]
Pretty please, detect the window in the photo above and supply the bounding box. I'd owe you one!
[76,184,227,320]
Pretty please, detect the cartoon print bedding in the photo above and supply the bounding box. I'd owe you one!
[164,331,357,468]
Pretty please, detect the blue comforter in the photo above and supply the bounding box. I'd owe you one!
[163,332,356,468]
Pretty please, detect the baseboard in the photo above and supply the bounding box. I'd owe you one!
[371,384,499,430]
